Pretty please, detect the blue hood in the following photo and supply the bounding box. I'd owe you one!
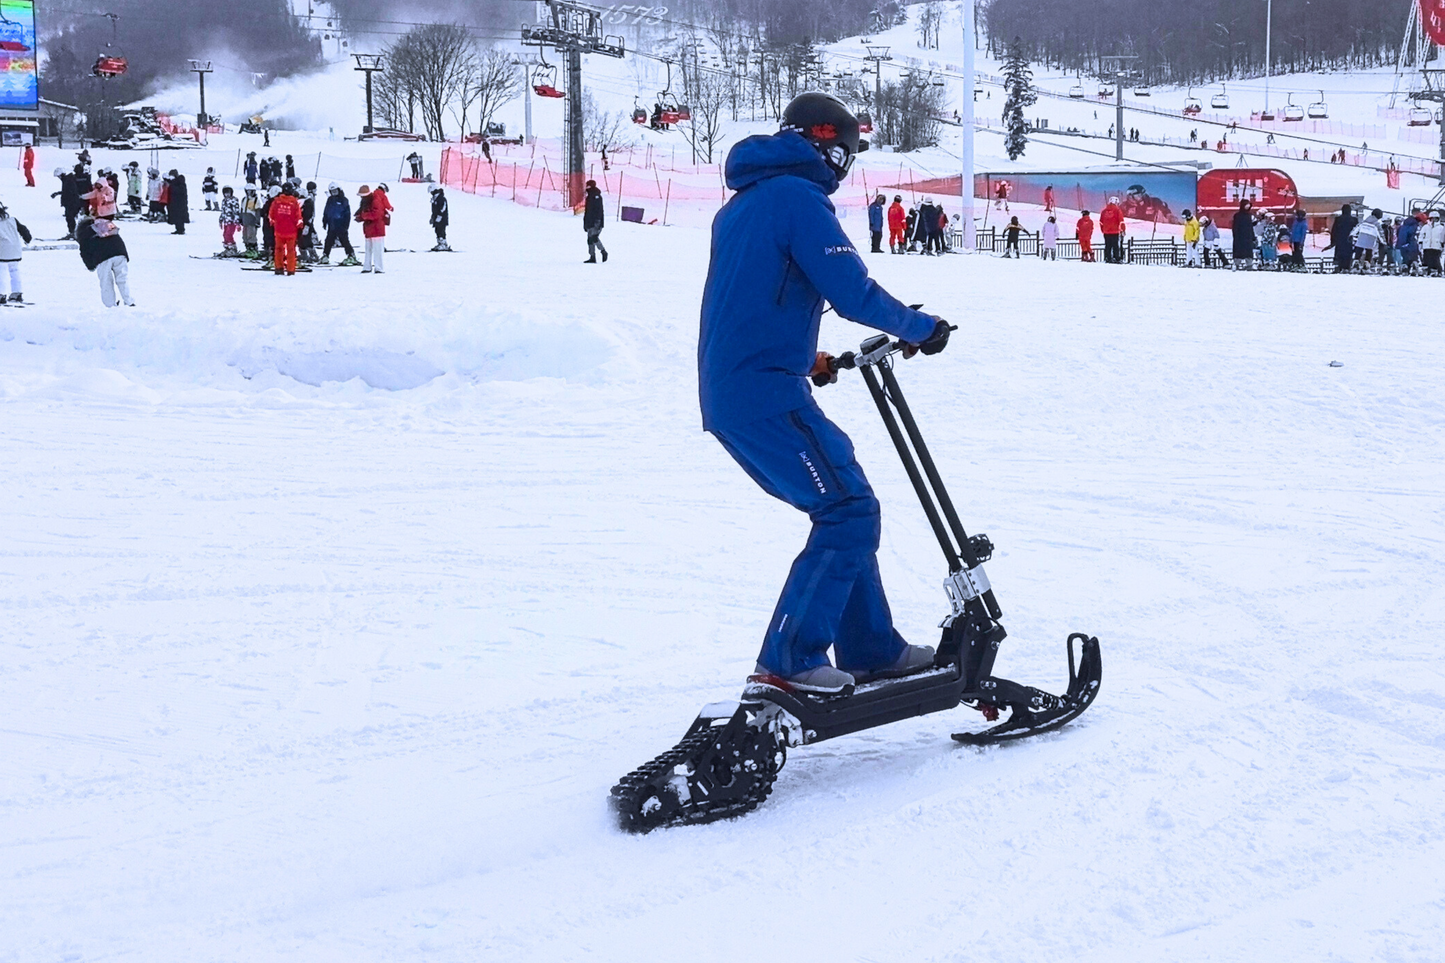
[725,131,838,196]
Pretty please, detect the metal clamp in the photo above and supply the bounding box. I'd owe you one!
[854,334,894,368]
[943,564,992,616]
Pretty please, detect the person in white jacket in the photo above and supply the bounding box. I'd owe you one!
[0,201,33,302]
[1040,215,1059,260]
[1352,209,1383,269]
[1421,210,1444,276]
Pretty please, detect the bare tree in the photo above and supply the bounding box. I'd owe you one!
[582,90,635,152]
[383,23,479,140]
[917,1,944,50]
[679,65,733,164]
[464,47,524,137]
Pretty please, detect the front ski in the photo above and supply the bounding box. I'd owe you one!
[952,633,1101,745]
[610,701,785,834]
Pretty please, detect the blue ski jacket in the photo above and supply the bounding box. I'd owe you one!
[698,132,935,431]
[868,199,884,232]
[1290,217,1307,245]
[1396,216,1420,254]
[323,193,351,231]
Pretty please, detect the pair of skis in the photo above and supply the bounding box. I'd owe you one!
[611,332,1102,833]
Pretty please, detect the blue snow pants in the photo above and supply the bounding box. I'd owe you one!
[711,401,908,678]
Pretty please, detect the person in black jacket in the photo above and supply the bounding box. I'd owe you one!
[300,181,319,262]
[53,167,82,238]
[75,216,135,306]
[1325,204,1358,273]
[1230,199,1255,270]
[166,171,190,234]
[583,179,607,263]
[428,185,450,251]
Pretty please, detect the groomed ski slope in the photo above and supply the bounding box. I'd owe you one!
[3,158,1445,962]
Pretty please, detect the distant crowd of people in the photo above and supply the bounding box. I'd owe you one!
[869,194,958,255]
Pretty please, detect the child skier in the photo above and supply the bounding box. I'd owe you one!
[428,184,450,251]
[202,168,219,211]
[218,186,242,256]
[699,91,950,693]
[146,168,165,221]
[124,162,143,214]
[1041,215,1059,260]
[300,182,319,263]
[320,183,357,265]
[240,187,261,258]
[0,201,33,303]
[1003,216,1023,258]
[1182,209,1202,267]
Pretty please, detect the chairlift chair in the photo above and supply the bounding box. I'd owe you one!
[1211,85,1229,110]
[658,92,681,125]
[1259,104,1276,121]
[858,110,873,134]
[1307,91,1328,119]
[632,97,648,125]
[1133,86,1150,97]
[532,61,564,98]
[1408,106,1433,126]
[1097,84,1113,99]
[1068,82,1085,99]
[1183,88,1202,115]
[92,13,127,79]
[1283,94,1304,122]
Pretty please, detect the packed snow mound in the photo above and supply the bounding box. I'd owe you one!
[0,304,613,396]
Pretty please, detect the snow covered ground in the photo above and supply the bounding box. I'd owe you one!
[4,131,1445,960]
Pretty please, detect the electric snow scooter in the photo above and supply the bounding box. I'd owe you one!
[610,332,1103,833]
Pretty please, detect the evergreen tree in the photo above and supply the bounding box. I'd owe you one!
[1002,38,1036,160]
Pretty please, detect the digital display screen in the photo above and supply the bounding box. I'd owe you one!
[0,0,39,111]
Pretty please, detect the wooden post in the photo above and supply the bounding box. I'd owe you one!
[662,178,671,226]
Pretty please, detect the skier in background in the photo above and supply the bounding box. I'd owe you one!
[867,193,885,253]
[165,170,189,235]
[244,152,259,189]
[1041,214,1058,260]
[0,201,32,303]
[320,183,357,265]
[1076,209,1095,262]
[268,183,303,276]
[1421,210,1444,276]
[22,144,35,187]
[285,154,296,181]
[1289,209,1308,269]
[1230,199,1255,270]
[202,167,219,211]
[408,152,424,179]
[260,185,279,266]
[582,179,607,263]
[146,167,165,221]
[240,187,261,258]
[300,182,319,263]
[124,162,143,214]
[429,184,450,251]
[1002,216,1023,258]
[82,170,117,220]
[698,91,950,694]
[1182,208,1201,267]
[53,166,82,238]
[218,186,241,257]
[887,195,906,253]
[1099,196,1125,263]
[355,184,392,274]
[1325,203,1357,273]
[1043,183,1055,213]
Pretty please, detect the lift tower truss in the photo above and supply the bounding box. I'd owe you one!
[522,1,626,208]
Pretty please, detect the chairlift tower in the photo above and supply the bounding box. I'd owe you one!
[187,60,213,128]
[1392,0,1443,107]
[1414,69,1445,187]
[864,45,892,105]
[522,0,626,208]
[1100,55,1138,161]
[352,54,383,133]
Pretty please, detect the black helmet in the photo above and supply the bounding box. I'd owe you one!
[781,91,868,177]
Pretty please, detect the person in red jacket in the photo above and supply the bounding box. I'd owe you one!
[1076,210,1096,262]
[267,184,304,276]
[355,183,393,274]
[887,195,906,253]
[22,145,35,187]
[1099,196,1125,263]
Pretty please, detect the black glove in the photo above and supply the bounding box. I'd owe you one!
[914,319,953,356]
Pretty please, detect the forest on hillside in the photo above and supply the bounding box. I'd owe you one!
[983,0,1415,85]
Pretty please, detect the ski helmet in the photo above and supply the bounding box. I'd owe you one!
[268,185,281,198]
[780,91,868,178]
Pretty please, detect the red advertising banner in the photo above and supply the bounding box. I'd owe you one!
[1422,0,1445,47]
[1194,168,1300,223]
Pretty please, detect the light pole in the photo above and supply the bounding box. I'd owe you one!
[352,54,384,133]
[188,59,213,128]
